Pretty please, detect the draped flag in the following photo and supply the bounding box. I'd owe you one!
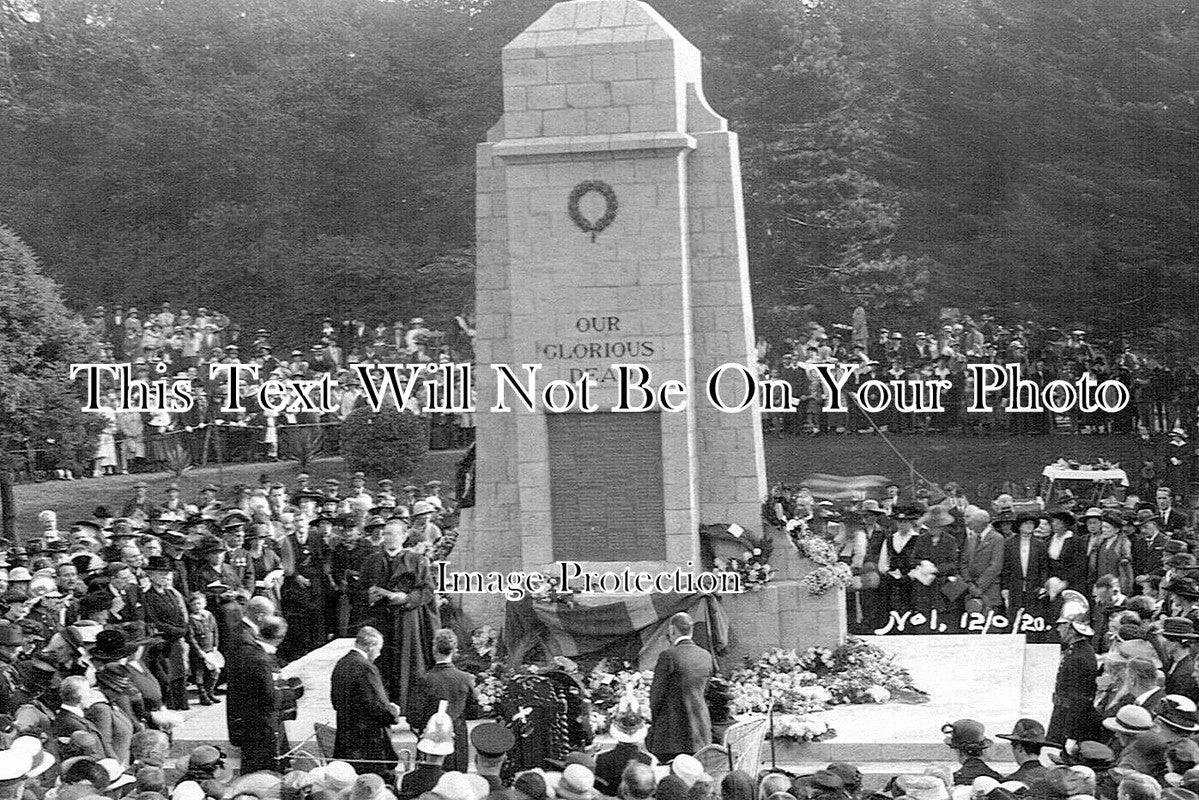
[503,592,729,670]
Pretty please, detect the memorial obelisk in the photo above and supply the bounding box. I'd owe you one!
[453,0,846,659]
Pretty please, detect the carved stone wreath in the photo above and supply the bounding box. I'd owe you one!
[567,180,618,242]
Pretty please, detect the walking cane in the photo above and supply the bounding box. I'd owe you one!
[768,695,776,771]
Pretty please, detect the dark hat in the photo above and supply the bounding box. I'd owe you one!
[1016,510,1045,525]
[187,745,225,770]
[807,772,844,792]
[1164,577,1199,600]
[1049,740,1115,769]
[1169,554,1199,572]
[92,630,139,661]
[992,510,1017,526]
[196,535,226,554]
[363,516,388,531]
[1046,508,1075,524]
[470,722,515,758]
[1161,617,1199,640]
[220,510,250,529]
[294,491,325,504]
[891,505,923,521]
[825,763,862,790]
[943,719,991,750]
[0,624,25,648]
[996,718,1056,746]
[144,556,173,573]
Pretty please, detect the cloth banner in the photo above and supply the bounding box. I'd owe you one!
[503,593,728,671]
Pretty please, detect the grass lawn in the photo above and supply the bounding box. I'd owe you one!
[12,432,1155,537]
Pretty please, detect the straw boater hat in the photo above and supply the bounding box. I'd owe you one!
[1103,705,1156,736]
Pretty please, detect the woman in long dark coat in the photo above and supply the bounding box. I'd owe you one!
[361,520,439,710]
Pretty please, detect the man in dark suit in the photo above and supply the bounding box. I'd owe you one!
[226,615,292,774]
[1161,617,1199,701]
[1002,512,1050,620]
[104,562,145,625]
[331,626,399,776]
[230,595,276,649]
[405,628,479,774]
[52,675,107,743]
[646,612,716,763]
[1158,488,1188,534]
[960,509,1006,614]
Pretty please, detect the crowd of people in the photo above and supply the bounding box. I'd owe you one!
[767,481,1198,634]
[56,306,479,479]
[757,313,1198,437]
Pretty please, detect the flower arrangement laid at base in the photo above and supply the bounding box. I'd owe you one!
[476,637,925,743]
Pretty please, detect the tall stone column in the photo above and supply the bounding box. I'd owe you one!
[454,0,845,660]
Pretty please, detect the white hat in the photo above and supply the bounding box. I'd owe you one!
[556,764,597,800]
[463,774,490,800]
[896,776,950,800]
[971,777,999,797]
[430,772,474,800]
[320,761,357,792]
[670,754,705,788]
[0,748,31,782]
[417,700,455,756]
[172,781,205,800]
[9,736,53,779]
[98,757,136,791]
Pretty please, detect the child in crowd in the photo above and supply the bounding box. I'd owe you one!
[188,591,221,706]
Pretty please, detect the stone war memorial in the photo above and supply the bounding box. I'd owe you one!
[451,0,846,664]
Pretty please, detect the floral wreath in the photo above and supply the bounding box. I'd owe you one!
[567,180,618,242]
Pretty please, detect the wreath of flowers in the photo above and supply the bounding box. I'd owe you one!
[567,180,618,242]
[763,495,855,597]
[698,524,776,591]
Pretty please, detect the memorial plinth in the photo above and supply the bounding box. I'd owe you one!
[453,0,845,660]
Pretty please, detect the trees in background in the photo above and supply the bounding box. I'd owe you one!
[0,0,1196,350]
[0,225,101,541]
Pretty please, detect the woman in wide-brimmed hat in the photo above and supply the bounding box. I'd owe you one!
[911,507,960,617]
[1089,513,1134,594]
[1045,508,1087,592]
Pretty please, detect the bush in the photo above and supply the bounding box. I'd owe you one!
[339,407,429,478]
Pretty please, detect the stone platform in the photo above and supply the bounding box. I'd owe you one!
[778,635,1058,779]
[173,635,1056,781]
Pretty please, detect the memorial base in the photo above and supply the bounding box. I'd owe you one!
[718,580,847,670]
